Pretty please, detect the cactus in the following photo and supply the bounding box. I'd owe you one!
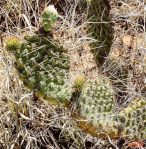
[5,36,21,51]
[6,35,72,105]
[41,5,58,32]
[5,5,69,105]
[85,0,113,65]
[118,98,146,140]
[76,76,120,138]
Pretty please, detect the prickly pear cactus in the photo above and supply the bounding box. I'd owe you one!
[41,5,58,32]
[118,98,146,140]
[76,76,120,138]
[6,35,72,105]
[86,0,113,65]
[6,35,146,140]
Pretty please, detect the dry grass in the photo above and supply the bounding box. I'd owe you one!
[0,0,145,148]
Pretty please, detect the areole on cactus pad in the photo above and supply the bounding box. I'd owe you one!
[5,1,146,141]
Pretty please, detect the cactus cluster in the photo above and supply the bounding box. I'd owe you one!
[77,77,146,139]
[5,3,146,141]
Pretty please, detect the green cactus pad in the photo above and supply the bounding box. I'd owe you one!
[86,0,113,65]
[41,5,58,32]
[6,35,72,105]
[77,76,120,138]
[118,98,146,140]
